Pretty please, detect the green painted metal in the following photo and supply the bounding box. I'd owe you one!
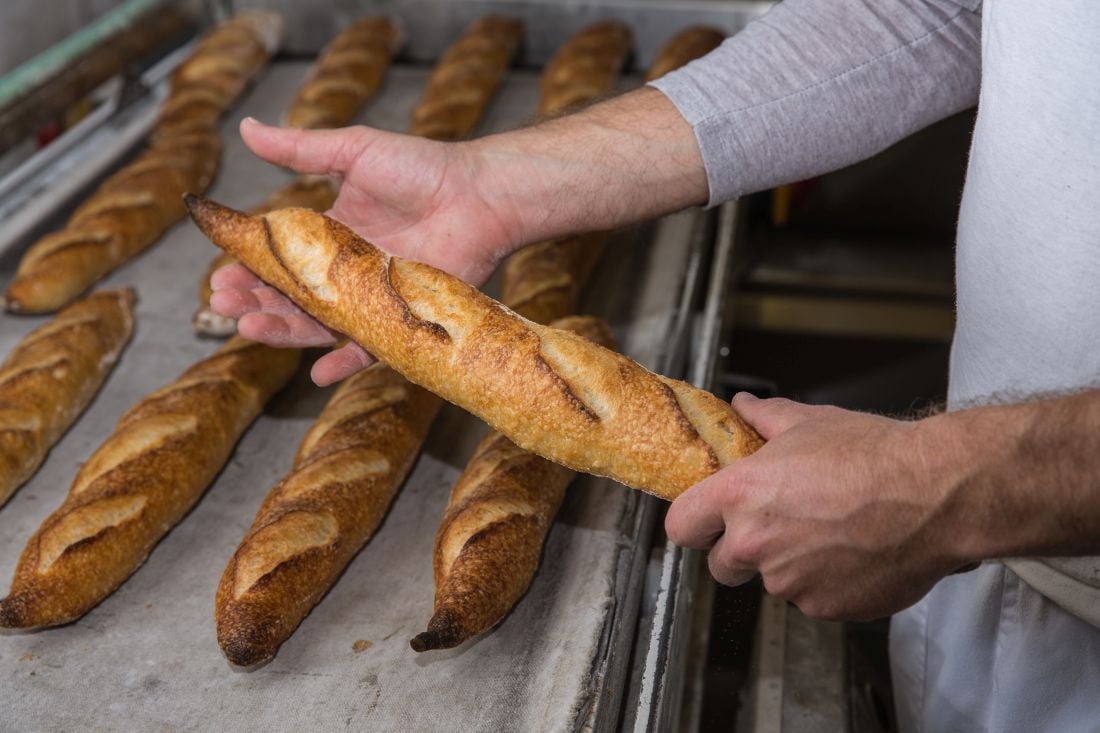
[0,0,167,109]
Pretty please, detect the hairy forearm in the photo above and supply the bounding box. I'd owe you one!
[464,87,708,249]
[925,390,1100,562]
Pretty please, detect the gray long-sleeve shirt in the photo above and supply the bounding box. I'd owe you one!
[652,0,1100,728]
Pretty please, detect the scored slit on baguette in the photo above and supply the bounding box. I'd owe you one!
[187,198,763,500]
[0,289,136,508]
[0,337,300,629]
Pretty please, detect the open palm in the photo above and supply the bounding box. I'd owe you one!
[210,118,521,385]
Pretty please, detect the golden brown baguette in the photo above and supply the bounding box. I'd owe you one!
[215,364,440,666]
[412,316,613,652]
[187,198,763,500]
[284,16,402,130]
[193,175,339,337]
[0,289,135,508]
[4,14,281,314]
[4,129,223,314]
[0,337,300,629]
[644,26,725,82]
[539,20,632,116]
[408,15,524,141]
[154,12,284,138]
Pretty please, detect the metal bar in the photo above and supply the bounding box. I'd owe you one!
[0,0,170,109]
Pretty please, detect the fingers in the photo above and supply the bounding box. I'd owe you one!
[311,342,375,386]
[210,262,263,291]
[731,392,820,440]
[665,474,729,550]
[237,312,338,348]
[707,534,759,587]
[240,117,373,176]
[209,286,304,319]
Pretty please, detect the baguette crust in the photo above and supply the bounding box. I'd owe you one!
[0,338,299,629]
[408,15,524,140]
[216,364,440,666]
[284,16,402,130]
[3,14,281,314]
[644,26,725,82]
[0,289,135,508]
[412,316,613,652]
[539,20,632,116]
[187,199,763,500]
[501,227,608,325]
[194,176,338,337]
[157,12,283,138]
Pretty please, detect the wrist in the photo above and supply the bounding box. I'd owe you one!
[915,405,1033,563]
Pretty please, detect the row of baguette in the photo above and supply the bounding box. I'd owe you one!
[0,12,731,667]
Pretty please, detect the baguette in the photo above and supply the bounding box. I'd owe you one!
[212,15,528,664]
[284,16,402,130]
[644,26,724,83]
[154,12,283,138]
[187,198,763,500]
[3,14,281,314]
[412,316,613,652]
[539,20,632,116]
[408,15,524,141]
[216,364,440,666]
[0,337,300,629]
[0,289,135,508]
[194,175,338,337]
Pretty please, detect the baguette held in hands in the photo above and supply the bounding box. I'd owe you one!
[0,337,299,629]
[216,364,440,666]
[186,198,763,500]
[412,316,613,652]
[0,289,135,508]
[194,175,338,337]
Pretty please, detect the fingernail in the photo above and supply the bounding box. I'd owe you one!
[733,391,759,403]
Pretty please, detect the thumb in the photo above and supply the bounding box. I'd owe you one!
[731,393,819,440]
[240,118,375,176]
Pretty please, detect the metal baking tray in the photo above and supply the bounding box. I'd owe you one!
[0,59,712,731]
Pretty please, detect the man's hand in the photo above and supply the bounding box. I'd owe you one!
[666,393,976,621]
[209,88,707,386]
[210,118,525,386]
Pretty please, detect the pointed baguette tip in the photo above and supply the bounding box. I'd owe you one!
[409,631,441,653]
